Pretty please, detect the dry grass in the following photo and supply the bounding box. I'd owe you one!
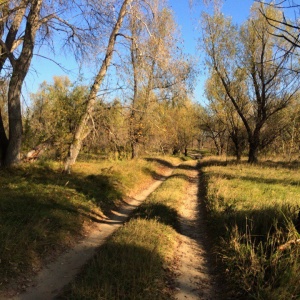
[59,160,197,299]
[0,156,181,291]
[201,156,300,299]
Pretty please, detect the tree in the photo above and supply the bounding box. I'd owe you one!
[64,0,132,172]
[25,76,88,159]
[256,0,300,49]
[202,3,300,163]
[124,2,192,158]
[205,73,247,161]
[0,0,124,167]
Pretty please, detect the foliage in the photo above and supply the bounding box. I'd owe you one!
[24,77,88,159]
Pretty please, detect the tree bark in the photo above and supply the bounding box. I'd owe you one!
[0,109,8,166]
[64,0,132,173]
[4,72,24,166]
[2,0,42,167]
[248,133,260,163]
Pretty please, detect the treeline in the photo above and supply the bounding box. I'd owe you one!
[201,2,300,163]
[0,0,299,169]
[22,76,200,161]
[21,71,299,164]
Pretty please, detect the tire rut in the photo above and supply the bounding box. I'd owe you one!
[175,162,221,300]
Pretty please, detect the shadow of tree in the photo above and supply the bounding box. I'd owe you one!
[144,157,176,169]
[0,165,125,285]
[57,242,173,300]
[197,161,300,299]
[133,202,180,232]
[22,165,124,212]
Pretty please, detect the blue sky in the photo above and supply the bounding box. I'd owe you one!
[24,0,255,106]
[169,0,255,104]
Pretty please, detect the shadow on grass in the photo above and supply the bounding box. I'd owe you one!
[18,165,124,212]
[197,161,300,299]
[198,160,299,244]
[132,202,180,232]
[142,167,169,181]
[260,160,300,170]
[144,157,175,169]
[143,166,197,184]
[57,241,172,300]
[215,172,300,187]
[0,164,125,286]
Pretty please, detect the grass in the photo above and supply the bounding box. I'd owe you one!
[59,160,198,300]
[0,156,181,290]
[201,156,300,299]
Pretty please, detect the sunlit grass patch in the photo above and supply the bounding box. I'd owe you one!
[201,157,300,299]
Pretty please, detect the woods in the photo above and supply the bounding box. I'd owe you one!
[1,1,300,299]
[0,1,299,167]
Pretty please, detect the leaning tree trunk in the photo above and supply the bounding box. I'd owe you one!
[64,0,132,173]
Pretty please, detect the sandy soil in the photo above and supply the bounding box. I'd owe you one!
[174,163,221,300]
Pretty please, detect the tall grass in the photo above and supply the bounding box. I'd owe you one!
[59,161,197,299]
[201,156,300,299]
[0,156,181,290]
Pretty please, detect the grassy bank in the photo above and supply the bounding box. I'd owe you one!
[59,161,197,299]
[0,156,181,290]
[201,157,300,299]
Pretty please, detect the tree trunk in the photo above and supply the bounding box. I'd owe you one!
[64,0,132,173]
[0,109,8,166]
[4,72,24,166]
[230,132,241,162]
[131,141,139,159]
[248,141,259,163]
[1,0,42,167]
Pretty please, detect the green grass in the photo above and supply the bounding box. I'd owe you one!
[201,156,300,299]
[0,156,181,290]
[59,160,198,299]
[59,219,177,300]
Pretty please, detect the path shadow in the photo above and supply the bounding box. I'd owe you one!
[57,242,174,299]
[144,157,176,169]
[132,202,180,231]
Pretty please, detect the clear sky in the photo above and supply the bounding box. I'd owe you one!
[24,0,256,106]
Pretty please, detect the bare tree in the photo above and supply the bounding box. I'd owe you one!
[64,0,132,172]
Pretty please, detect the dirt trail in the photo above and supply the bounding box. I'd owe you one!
[3,161,221,300]
[175,163,221,300]
[5,168,174,300]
